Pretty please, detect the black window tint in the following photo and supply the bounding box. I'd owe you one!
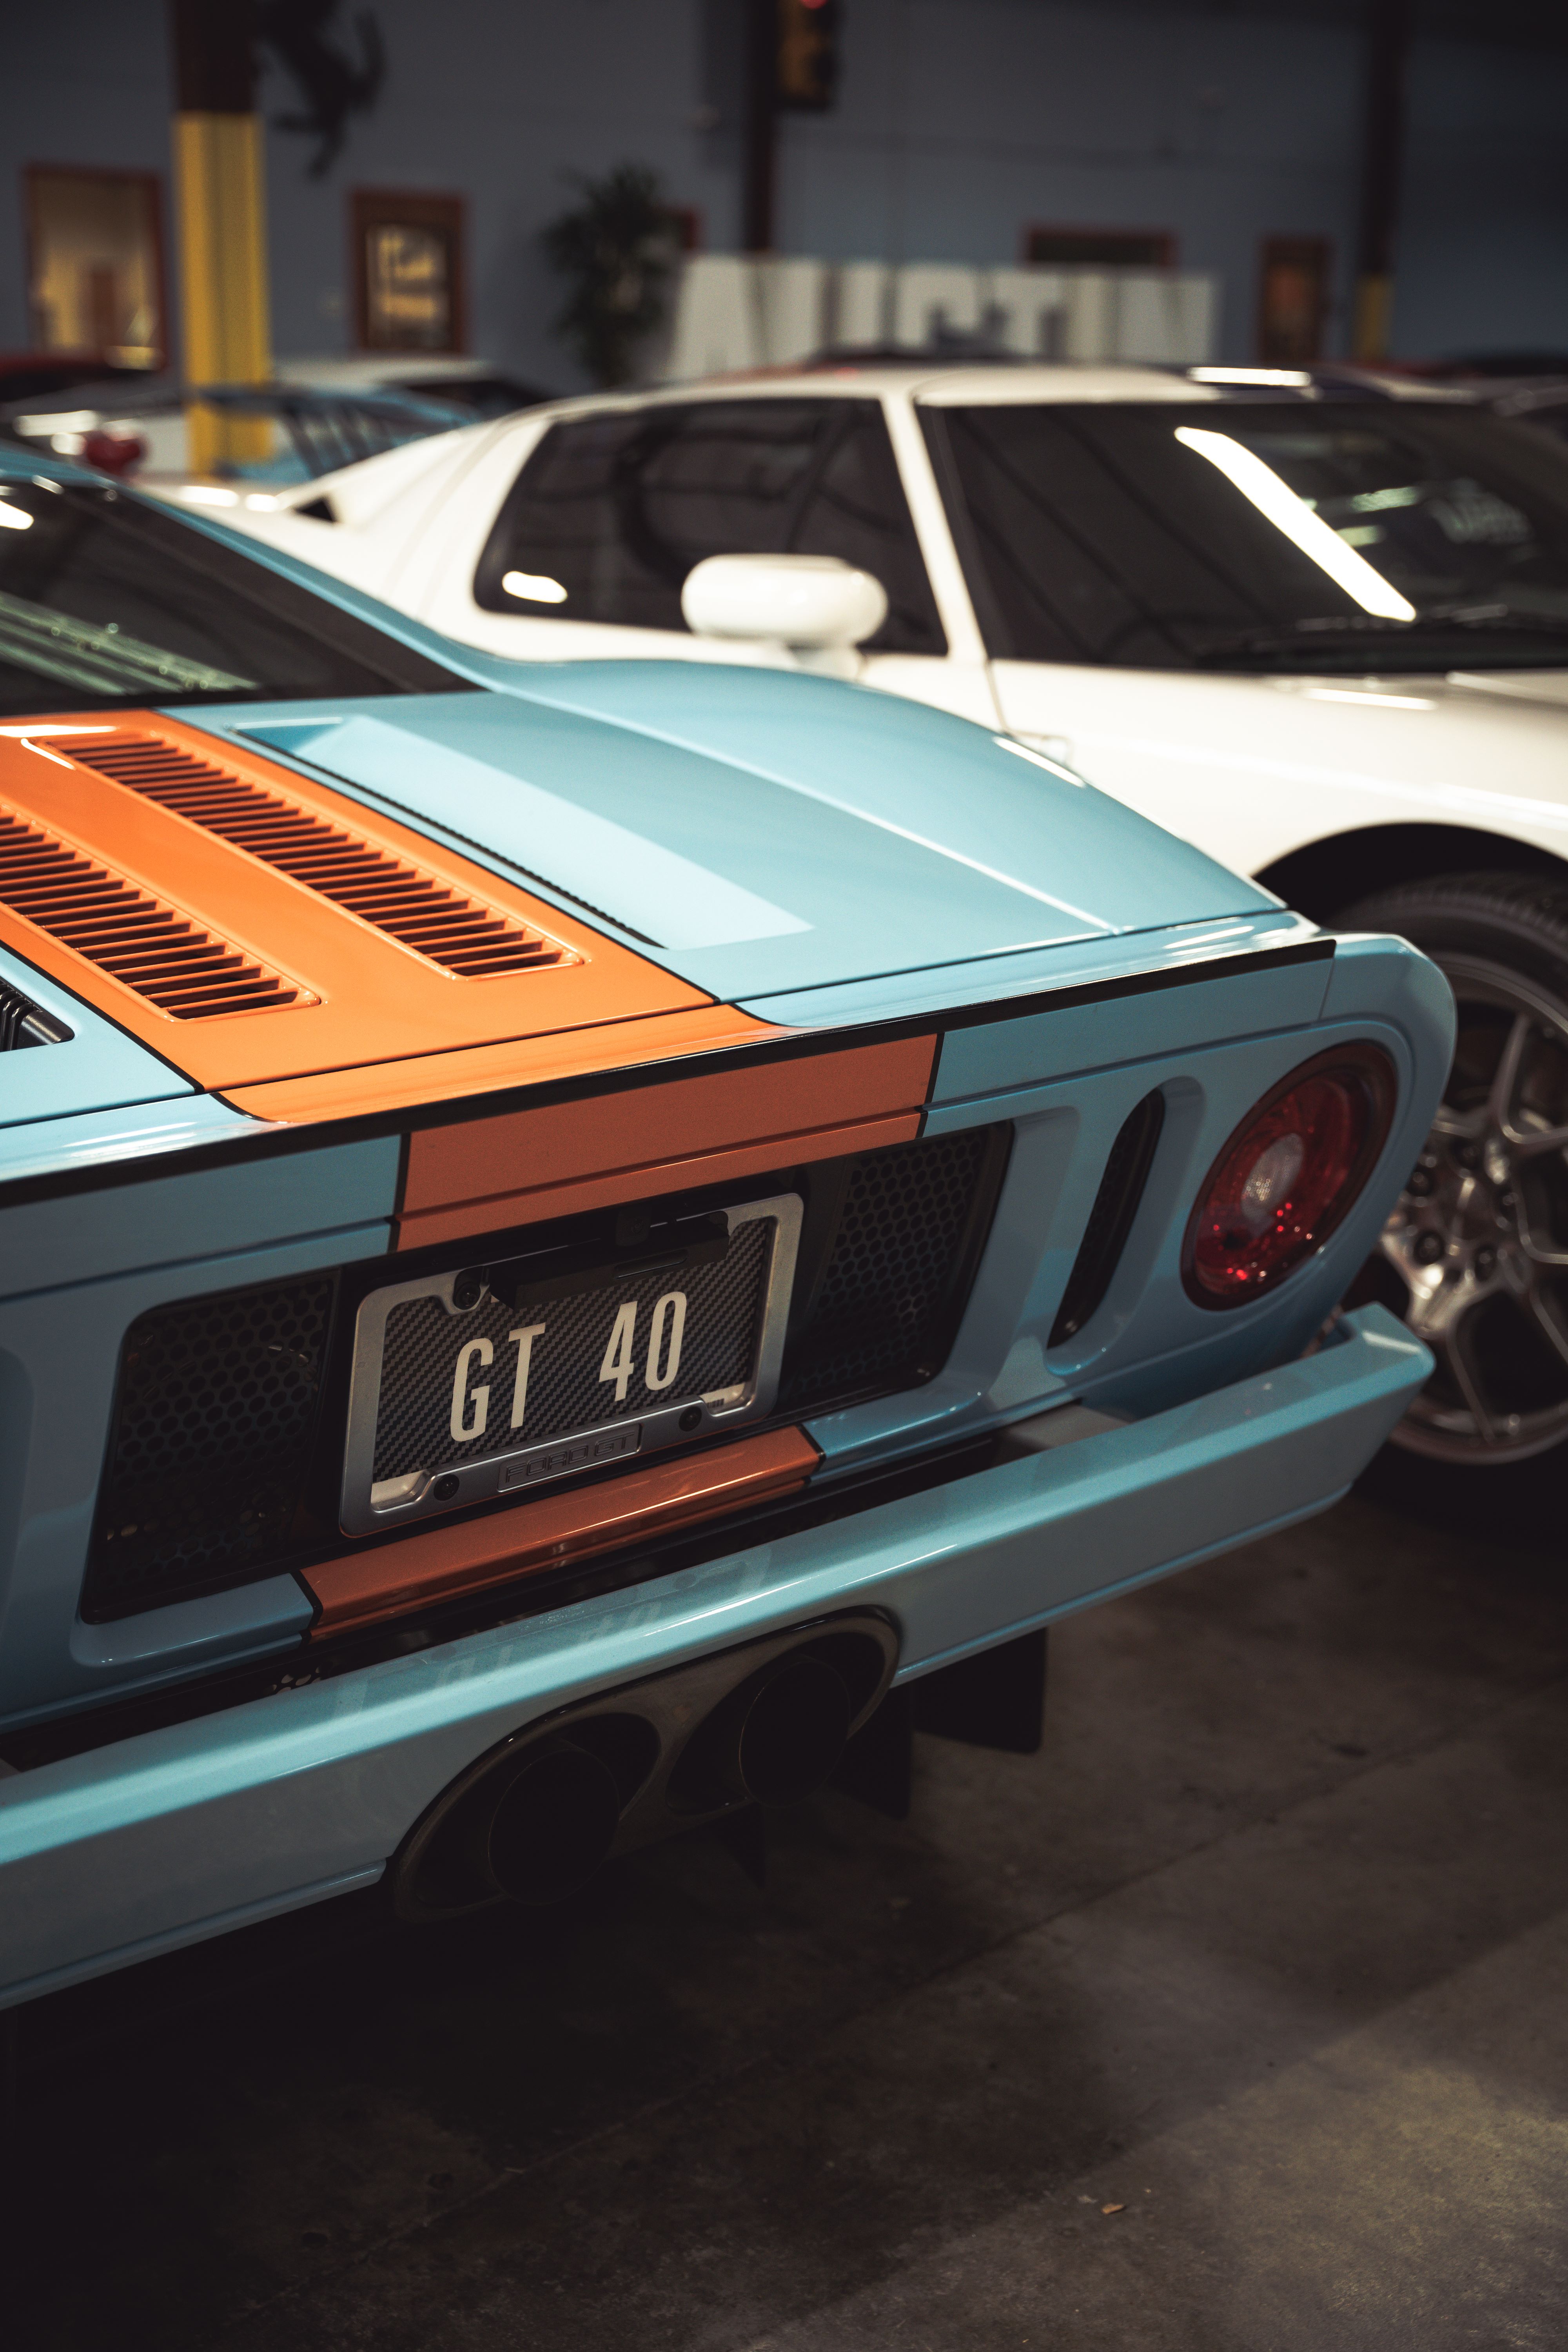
[474,399,946,655]
[0,476,464,718]
[927,400,1568,674]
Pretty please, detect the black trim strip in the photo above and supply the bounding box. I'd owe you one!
[0,937,1332,1214]
[1049,1088,1166,1347]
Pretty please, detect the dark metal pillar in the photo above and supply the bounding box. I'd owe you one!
[742,0,777,252]
[1353,0,1412,360]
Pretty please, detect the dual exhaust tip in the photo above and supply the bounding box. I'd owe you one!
[392,1615,897,1920]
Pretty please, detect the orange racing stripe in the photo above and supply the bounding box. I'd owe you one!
[0,715,708,1093]
[303,1425,822,1633]
[394,1033,938,1249]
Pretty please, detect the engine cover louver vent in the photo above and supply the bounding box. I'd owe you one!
[56,734,574,980]
[0,806,307,1019]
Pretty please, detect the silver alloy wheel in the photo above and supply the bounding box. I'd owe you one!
[1384,952,1568,1463]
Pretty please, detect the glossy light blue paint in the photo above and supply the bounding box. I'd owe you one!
[240,714,811,951]
[0,940,195,1138]
[0,1306,1428,2007]
[0,1224,390,1729]
[0,449,1461,2004]
[495,661,1278,938]
[0,1156,396,1722]
[0,1095,260,1192]
[855,940,1440,1465]
[0,1867,387,2009]
[0,946,1448,1728]
[183,667,1273,1001]
[0,1134,399,1301]
[1318,927,1458,1038]
[202,692,1103,998]
[931,943,1334,1102]
[70,1576,312,1677]
[809,967,1449,1473]
[738,914,1322,1031]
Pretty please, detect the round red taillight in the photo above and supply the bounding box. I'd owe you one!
[1183,1045,1396,1307]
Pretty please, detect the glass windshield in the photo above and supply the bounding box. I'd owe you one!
[929,399,1568,672]
[0,474,465,717]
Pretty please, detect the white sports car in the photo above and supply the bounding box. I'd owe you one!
[208,361,1568,1488]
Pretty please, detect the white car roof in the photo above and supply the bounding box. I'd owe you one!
[908,366,1222,405]
[523,363,1217,412]
[483,363,1472,423]
[230,359,1473,522]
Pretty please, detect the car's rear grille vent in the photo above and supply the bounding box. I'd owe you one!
[0,805,307,1019]
[1049,1089,1166,1347]
[779,1125,1011,1412]
[0,975,70,1049]
[82,1274,338,1620]
[84,1128,1011,1621]
[57,734,575,979]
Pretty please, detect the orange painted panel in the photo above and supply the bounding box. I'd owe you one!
[400,1033,936,1243]
[223,1002,785,1127]
[303,1425,821,1634]
[0,716,707,1089]
[396,1110,922,1251]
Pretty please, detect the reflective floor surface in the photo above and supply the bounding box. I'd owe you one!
[7,1471,1567,2351]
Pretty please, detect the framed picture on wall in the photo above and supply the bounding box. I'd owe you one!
[1257,236,1331,365]
[351,190,466,355]
[24,165,166,366]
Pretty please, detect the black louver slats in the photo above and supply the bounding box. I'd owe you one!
[56,735,573,980]
[0,807,307,1018]
[1049,1090,1166,1347]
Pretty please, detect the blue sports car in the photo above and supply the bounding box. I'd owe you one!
[0,449,1449,2001]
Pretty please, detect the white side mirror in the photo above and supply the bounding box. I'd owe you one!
[681,553,889,650]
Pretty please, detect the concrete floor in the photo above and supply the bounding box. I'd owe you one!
[9,1476,1568,2350]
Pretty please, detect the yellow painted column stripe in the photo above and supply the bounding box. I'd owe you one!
[173,112,273,474]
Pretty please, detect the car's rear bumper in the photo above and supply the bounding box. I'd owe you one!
[0,1304,1426,2007]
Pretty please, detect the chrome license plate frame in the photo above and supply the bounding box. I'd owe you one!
[339,1192,802,1536]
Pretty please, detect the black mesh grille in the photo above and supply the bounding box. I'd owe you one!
[82,1276,336,1620]
[779,1127,1002,1411]
[81,1128,1005,1619]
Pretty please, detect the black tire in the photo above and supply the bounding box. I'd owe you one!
[1334,872,1568,1535]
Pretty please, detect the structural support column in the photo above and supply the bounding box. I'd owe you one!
[169,0,272,473]
[1352,0,1410,361]
[742,0,777,252]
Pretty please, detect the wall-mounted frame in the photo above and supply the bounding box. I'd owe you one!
[351,188,466,355]
[1257,236,1332,365]
[23,165,167,367]
[1022,225,1176,269]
